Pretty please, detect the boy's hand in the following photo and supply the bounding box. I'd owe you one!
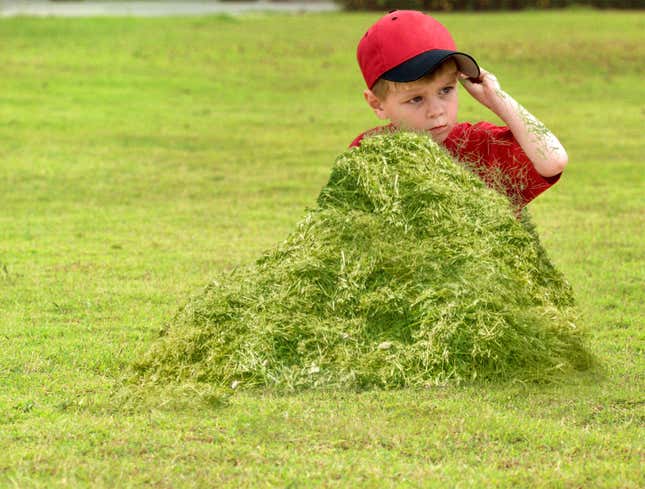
[459,68,504,111]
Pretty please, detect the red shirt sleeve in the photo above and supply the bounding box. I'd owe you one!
[443,122,561,208]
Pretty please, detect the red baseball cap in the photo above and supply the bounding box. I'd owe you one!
[357,10,480,89]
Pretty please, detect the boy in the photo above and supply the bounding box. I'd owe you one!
[350,10,568,209]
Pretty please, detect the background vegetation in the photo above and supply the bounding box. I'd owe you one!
[338,0,643,10]
[0,10,643,488]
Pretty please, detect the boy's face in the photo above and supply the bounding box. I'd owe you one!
[364,66,459,144]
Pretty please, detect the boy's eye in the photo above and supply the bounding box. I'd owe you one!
[407,96,423,104]
[440,86,455,95]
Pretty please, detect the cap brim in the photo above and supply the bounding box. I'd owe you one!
[381,50,480,83]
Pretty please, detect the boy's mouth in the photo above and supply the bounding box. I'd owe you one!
[429,124,447,133]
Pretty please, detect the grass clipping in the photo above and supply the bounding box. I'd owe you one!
[135,132,592,390]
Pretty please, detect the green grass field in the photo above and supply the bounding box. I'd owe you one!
[1,9,643,488]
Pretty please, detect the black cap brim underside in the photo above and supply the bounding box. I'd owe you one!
[381,50,480,82]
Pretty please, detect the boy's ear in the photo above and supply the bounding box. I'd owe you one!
[363,89,388,120]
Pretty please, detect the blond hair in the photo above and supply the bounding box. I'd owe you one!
[371,58,458,100]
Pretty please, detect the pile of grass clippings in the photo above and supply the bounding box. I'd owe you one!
[135,132,593,391]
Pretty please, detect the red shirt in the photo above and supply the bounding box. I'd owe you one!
[349,122,561,208]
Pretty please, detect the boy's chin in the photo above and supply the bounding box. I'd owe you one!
[427,132,448,144]
[433,136,449,144]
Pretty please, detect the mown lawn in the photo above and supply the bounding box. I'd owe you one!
[0,9,643,488]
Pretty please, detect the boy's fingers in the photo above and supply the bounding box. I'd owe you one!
[459,74,482,85]
[458,73,473,83]
[459,71,483,84]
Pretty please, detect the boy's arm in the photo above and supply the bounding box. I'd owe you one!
[459,69,568,177]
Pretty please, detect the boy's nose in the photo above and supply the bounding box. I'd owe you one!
[426,100,443,119]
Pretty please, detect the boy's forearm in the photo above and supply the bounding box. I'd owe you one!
[487,90,568,177]
[460,70,568,177]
